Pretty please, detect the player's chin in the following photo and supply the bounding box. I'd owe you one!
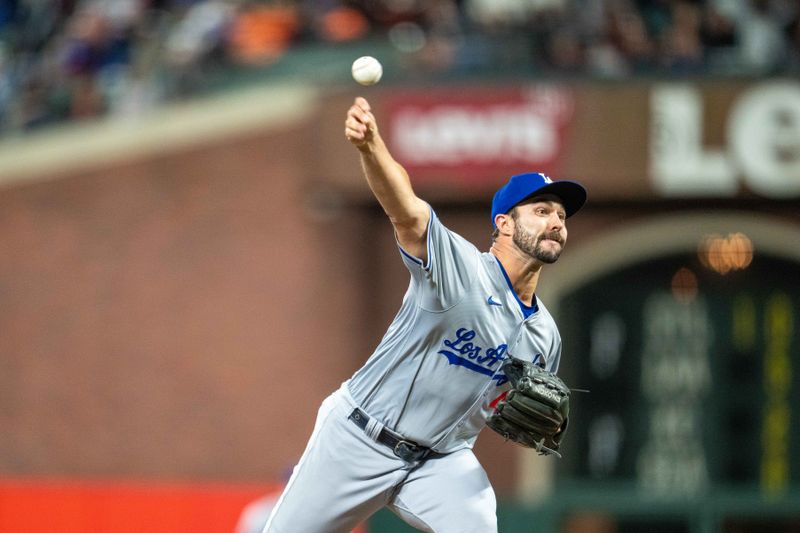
[535,242,563,264]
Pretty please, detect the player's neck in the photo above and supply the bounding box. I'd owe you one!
[490,244,542,306]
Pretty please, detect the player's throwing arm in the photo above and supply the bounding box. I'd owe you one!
[345,97,429,260]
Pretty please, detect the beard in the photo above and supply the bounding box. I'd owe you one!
[513,225,563,264]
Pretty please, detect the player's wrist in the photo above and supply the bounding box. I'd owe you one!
[356,135,383,155]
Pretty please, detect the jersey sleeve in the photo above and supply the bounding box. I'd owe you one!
[397,206,480,311]
[546,338,562,373]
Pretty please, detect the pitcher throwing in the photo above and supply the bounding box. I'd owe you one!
[263,97,587,533]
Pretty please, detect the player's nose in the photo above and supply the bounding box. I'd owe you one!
[548,212,564,230]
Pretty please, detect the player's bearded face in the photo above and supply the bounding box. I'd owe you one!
[511,211,565,264]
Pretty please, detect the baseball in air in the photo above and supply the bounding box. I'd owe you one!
[351,56,383,86]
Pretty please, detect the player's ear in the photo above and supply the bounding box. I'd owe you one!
[494,212,514,237]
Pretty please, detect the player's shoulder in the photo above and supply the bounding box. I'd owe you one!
[429,208,482,252]
[534,298,558,324]
[535,297,554,316]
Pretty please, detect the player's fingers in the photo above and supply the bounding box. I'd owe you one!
[351,103,372,121]
[346,106,371,129]
[354,96,371,113]
[345,125,361,138]
[345,115,367,134]
[345,125,367,143]
[349,102,374,130]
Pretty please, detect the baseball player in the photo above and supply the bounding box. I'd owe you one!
[263,97,586,533]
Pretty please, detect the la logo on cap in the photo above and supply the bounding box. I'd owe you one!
[490,172,587,227]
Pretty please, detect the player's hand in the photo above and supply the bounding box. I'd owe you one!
[345,97,378,151]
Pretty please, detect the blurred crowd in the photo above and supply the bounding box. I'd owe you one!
[0,0,799,136]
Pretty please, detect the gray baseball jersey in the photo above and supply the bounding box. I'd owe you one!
[347,207,562,453]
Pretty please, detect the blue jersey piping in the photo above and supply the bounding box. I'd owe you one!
[493,256,539,318]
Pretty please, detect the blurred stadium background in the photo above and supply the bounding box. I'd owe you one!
[1,0,799,532]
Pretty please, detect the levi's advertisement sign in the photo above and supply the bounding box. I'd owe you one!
[650,81,800,199]
[385,86,574,187]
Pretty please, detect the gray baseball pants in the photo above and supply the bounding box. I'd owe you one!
[263,384,497,533]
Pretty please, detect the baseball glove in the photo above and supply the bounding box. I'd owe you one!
[486,357,570,458]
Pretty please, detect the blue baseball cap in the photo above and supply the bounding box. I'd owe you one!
[491,172,587,228]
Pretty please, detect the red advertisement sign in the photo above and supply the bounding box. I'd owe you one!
[386,86,574,188]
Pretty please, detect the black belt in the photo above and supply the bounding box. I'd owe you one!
[348,407,436,463]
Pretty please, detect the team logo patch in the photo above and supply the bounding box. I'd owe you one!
[437,328,508,385]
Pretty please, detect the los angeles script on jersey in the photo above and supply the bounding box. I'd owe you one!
[437,328,509,385]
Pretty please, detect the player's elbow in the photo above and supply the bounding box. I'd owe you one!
[390,205,429,256]
[390,215,427,244]
[388,201,429,236]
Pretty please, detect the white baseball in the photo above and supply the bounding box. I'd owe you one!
[351,56,383,86]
